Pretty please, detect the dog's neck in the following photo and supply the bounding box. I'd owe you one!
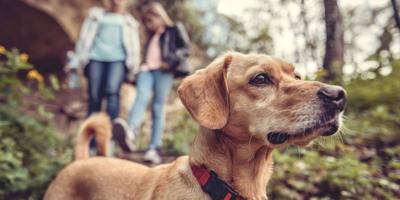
[189,126,273,200]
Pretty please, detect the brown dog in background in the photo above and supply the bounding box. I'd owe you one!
[74,113,112,160]
[45,52,346,200]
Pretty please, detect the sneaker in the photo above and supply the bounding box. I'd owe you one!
[143,148,162,164]
[112,118,136,152]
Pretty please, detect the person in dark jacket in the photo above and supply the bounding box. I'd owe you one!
[113,2,190,163]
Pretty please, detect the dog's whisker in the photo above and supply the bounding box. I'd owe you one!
[339,124,355,135]
[336,129,345,144]
[247,135,254,162]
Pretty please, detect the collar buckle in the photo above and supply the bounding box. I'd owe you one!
[202,170,240,200]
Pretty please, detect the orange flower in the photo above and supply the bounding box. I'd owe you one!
[27,69,44,83]
[20,53,29,62]
[0,45,5,54]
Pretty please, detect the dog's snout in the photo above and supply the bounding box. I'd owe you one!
[317,85,347,111]
[318,86,345,101]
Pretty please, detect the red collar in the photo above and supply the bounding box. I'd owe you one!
[191,164,245,200]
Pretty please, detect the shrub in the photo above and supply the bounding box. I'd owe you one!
[163,110,198,156]
[0,46,72,199]
[268,144,399,199]
[0,106,72,200]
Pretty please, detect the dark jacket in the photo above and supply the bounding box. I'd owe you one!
[145,22,191,77]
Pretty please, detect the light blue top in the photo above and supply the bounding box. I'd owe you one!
[89,13,126,62]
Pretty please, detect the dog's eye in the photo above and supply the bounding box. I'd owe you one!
[249,73,272,86]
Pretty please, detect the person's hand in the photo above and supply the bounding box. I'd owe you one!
[161,62,169,70]
[126,72,137,84]
[65,66,81,75]
[64,66,71,73]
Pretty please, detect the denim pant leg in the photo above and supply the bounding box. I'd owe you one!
[86,60,106,117]
[127,71,154,129]
[86,60,107,149]
[104,61,125,120]
[149,70,174,149]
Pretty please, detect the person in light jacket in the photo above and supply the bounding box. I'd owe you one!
[66,0,141,120]
[113,2,190,164]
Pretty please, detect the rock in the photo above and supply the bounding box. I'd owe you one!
[0,0,104,75]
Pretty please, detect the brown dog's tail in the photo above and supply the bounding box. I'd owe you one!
[74,113,112,160]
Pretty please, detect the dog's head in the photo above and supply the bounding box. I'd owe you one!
[178,52,346,147]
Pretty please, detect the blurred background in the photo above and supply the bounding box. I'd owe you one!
[0,0,399,199]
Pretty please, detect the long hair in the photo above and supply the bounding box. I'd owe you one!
[104,0,132,11]
[143,2,174,27]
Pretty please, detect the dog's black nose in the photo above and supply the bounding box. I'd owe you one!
[317,85,347,111]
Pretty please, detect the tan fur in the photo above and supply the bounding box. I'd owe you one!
[45,52,345,200]
[74,113,112,160]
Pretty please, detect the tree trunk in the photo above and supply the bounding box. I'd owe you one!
[391,0,400,32]
[322,0,344,82]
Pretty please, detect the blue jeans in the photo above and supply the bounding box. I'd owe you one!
[128,70,174,149]
[86,60,125,120]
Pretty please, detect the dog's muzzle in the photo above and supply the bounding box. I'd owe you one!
[266,85,347,145]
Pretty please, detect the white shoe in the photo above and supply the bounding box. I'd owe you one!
[143,149,161,164]
[112,118,136,152]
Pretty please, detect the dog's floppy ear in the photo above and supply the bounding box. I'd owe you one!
[178,54,232,129]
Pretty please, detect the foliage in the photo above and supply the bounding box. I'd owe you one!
[0,47,32,102]
[0,106,73,200]
[0,46,73,200]
[163,110,198,156]
[344,58,400,139]
[160,0,205,47]
[219,14,272,54]
[0,47,59,104]
[137,0,205,47]
[269,142,399,199]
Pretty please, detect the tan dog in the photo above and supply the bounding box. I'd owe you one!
[44,52,346,200]
[74,113,112,160]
